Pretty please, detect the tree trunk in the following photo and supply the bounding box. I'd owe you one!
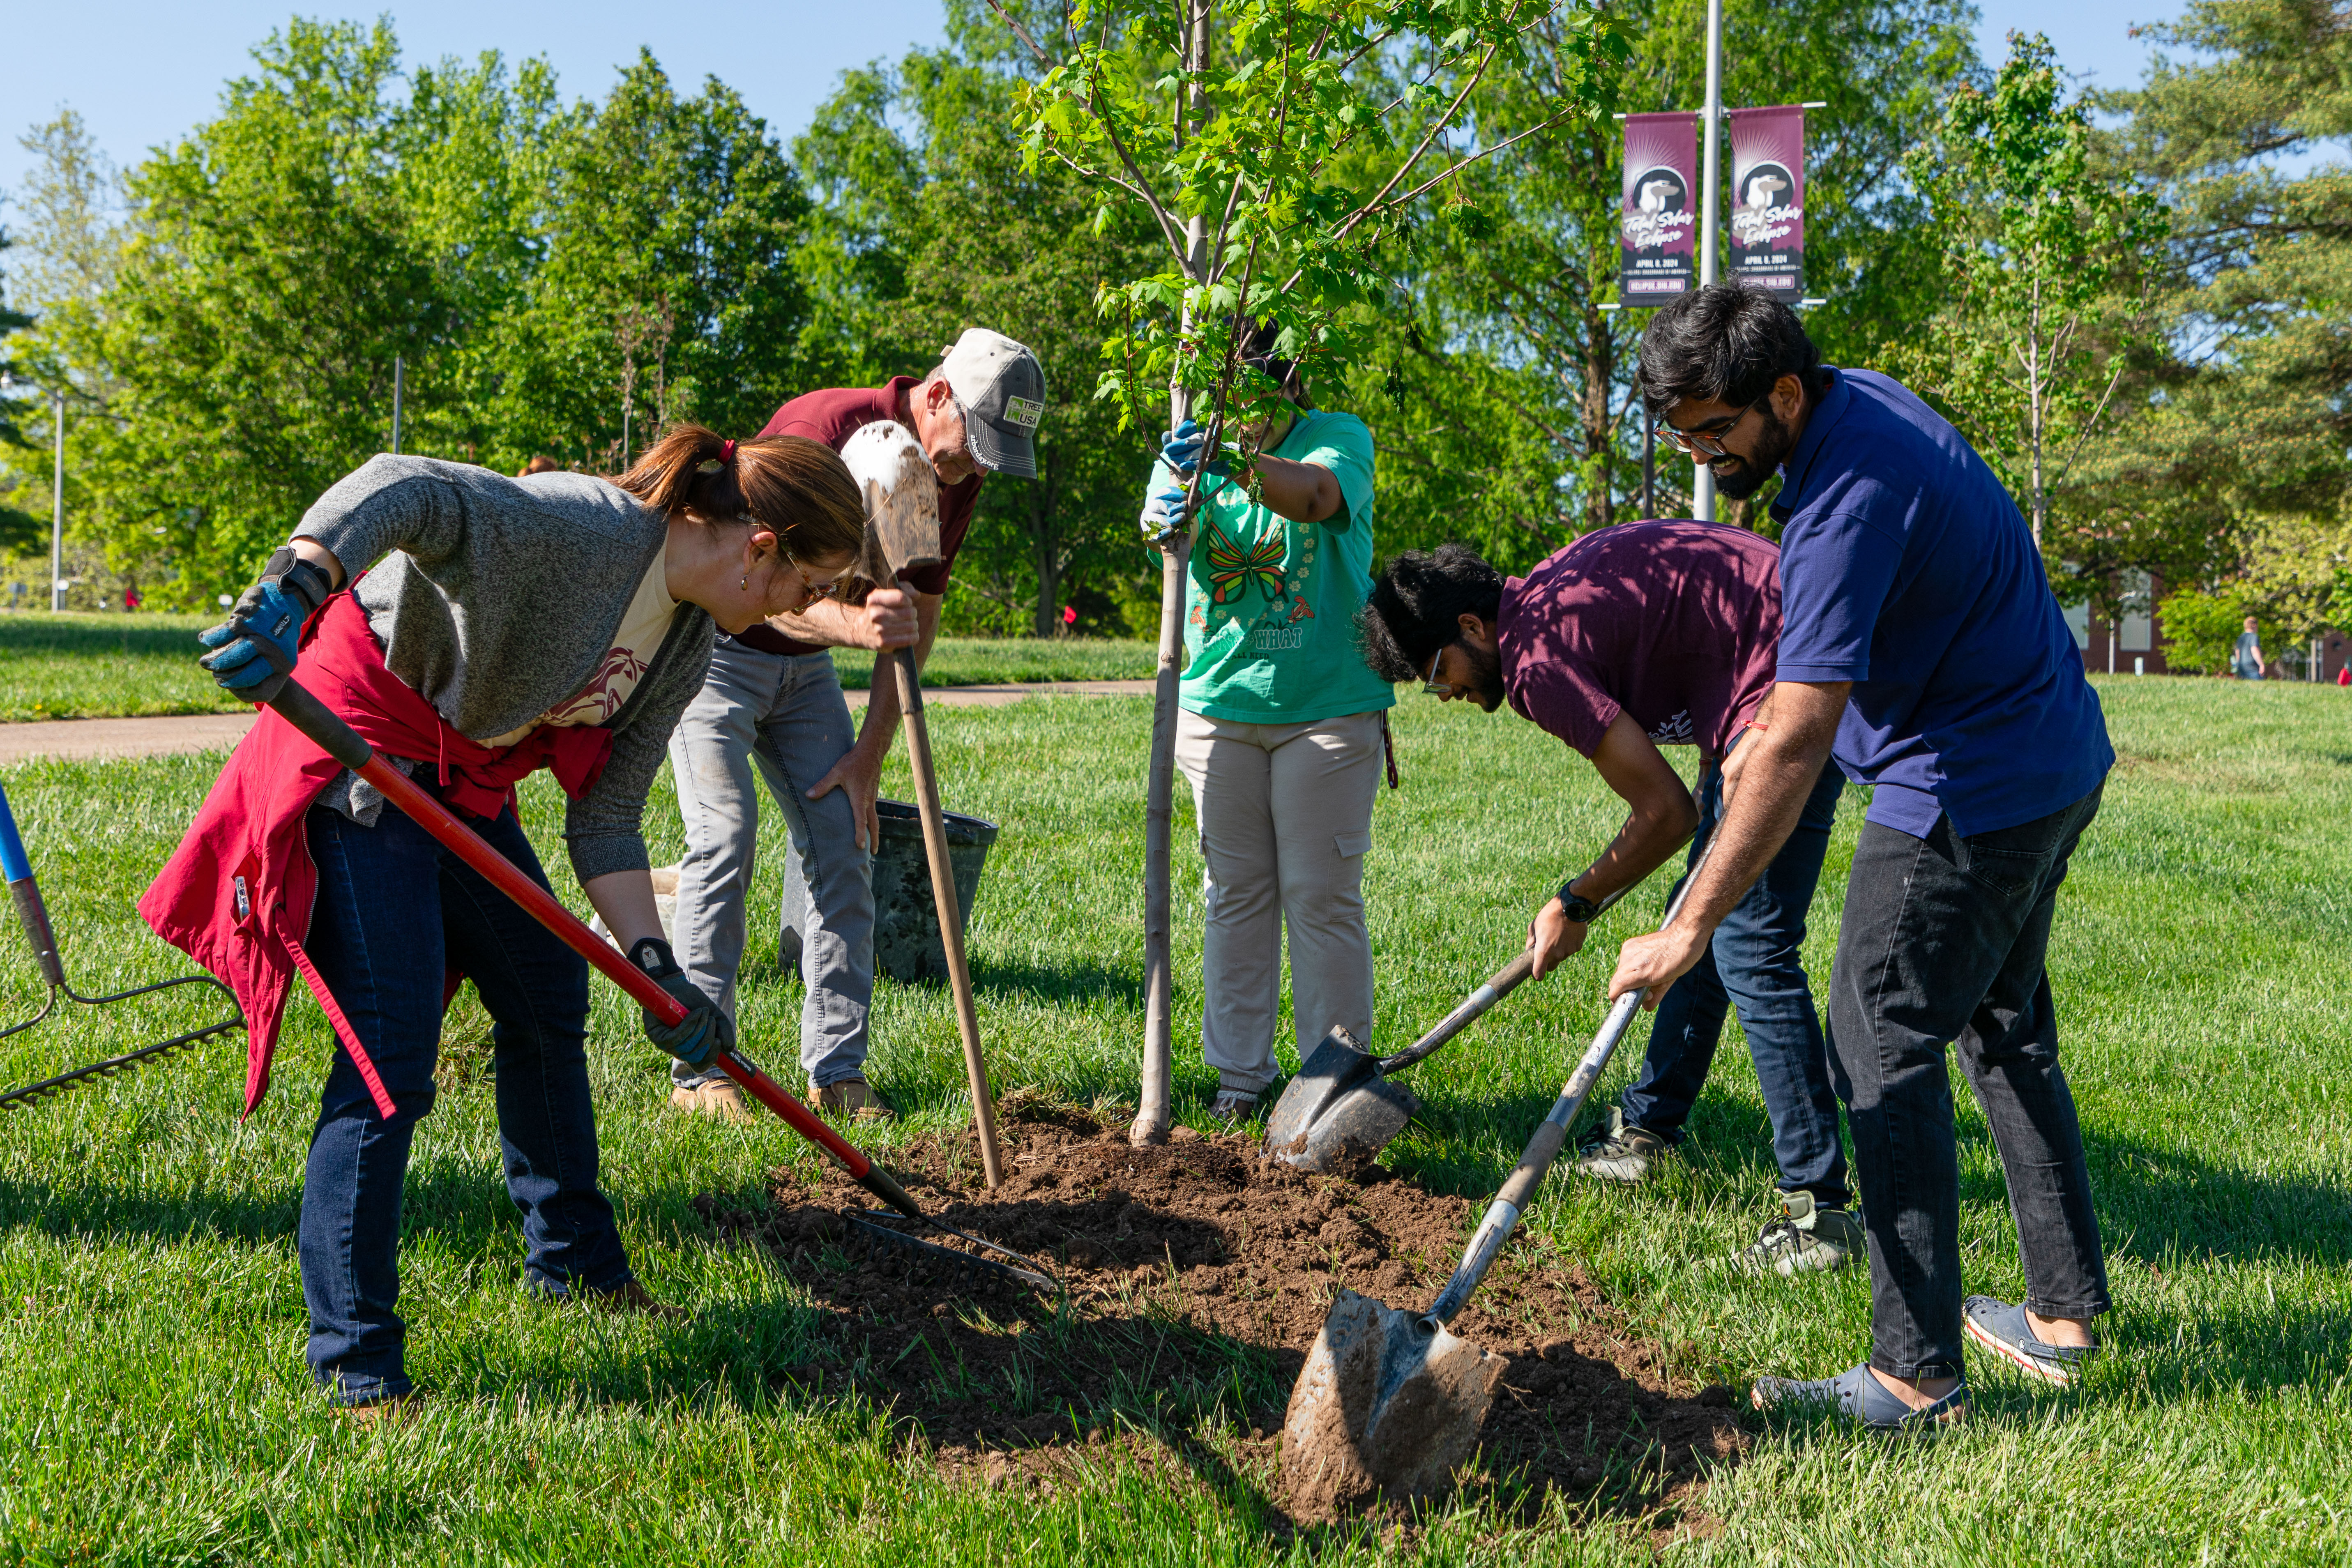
[2027,276,2046,553]
[1134,0,1213,1149]
[1579,295,1614,534]
[1031,488,1062,638]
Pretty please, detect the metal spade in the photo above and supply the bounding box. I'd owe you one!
[1278,836,1716,1513]
[1262,857,1673,1174]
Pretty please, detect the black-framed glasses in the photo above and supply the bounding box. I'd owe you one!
[1653,393,1767,458]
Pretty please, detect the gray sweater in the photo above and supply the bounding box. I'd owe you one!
[296,454,714,883]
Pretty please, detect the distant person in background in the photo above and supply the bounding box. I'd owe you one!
[517,456,561,478]
[124,588,143,612]
[2232,617,2266,681]
[2338,667,2349,688]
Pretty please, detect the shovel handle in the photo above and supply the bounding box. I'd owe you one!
[1373,841,1683,1077]
[1424,836,1717,1326]
[262,677,922,1220]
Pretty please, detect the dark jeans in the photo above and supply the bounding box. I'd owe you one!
[299,797,633,1404]
[1829,785,2110,1380]
[1621,753,1850,1207]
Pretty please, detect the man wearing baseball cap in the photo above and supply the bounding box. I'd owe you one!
[661,329,1046,1121]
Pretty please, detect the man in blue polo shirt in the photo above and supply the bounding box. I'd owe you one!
[1612,284,2114,1429]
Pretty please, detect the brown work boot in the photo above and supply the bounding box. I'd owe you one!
[336,1389,425,1427]
[669,1078,756,1123]
[817,1076,894,1122]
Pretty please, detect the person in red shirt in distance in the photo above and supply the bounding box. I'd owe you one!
[663,330,1047,1121]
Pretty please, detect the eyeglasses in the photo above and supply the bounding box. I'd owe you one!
[1652,393,1767,458]
[1421,644,1454,696]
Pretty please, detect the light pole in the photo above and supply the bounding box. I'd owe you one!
[1694,0,1724,523]
[51,389,66,612]
[391,355,404,455]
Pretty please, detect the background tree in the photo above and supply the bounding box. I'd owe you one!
[1891,30,2168,572]
[794,19,1166,637]
[1357,0,1978,566]
[2089,0,2352,627]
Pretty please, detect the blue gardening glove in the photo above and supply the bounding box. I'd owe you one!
[198,547,334,702]
[1160,419,1230,480]
[1139,482,1190,544]
[630,936,733,1068]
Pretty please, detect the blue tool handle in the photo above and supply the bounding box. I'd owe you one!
[0,778,30,884]
[0,780,67,988]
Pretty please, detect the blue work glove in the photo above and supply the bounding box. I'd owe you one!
[1139,483,1191,544]
[630,936,733,1068]
[197,547,334,702]
[1160,419,1230,480]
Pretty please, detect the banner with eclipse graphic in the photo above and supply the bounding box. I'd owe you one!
[1619,112,1698,299]
[1728,105,1806,297]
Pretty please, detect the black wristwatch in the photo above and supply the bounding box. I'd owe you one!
[1555,884,1603,924]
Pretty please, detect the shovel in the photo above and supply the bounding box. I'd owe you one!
[1263,843,1682,1174]
[840,422,1007,1189]
[259,672,1054,1294]
[1279,838,1715,1511]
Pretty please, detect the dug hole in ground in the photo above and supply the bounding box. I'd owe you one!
[693,1091,1743,1532]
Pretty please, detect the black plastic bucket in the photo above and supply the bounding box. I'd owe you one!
[779,797,1000,985]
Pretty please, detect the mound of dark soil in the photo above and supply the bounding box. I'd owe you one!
[694,1097,1743,1529]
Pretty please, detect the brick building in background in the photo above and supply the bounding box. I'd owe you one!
[2062,567,2349,681]
[2065,569,2170,676]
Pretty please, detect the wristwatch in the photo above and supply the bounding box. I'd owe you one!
[1555,884,1603,924]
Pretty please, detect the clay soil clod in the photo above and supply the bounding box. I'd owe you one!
[694,1096,1744,1528]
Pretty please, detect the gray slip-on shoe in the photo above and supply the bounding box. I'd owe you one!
[1963,1295,2099,1386]
[1750,1362,1969,1429]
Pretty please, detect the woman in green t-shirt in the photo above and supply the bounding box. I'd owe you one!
[1140,343,1395,1123]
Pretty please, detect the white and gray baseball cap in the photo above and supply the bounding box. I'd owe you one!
[938,328,1047,479]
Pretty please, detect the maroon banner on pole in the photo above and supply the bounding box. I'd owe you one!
[1619,112,1698,300]
[1729,106,1806,297]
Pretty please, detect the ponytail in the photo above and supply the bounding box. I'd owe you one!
[615,422,866,569]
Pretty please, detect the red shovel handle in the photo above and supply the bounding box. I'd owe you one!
[265,677,922,1219]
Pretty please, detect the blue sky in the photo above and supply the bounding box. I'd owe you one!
[0,0,2206,200]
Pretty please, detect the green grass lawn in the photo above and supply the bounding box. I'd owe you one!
[0,677,2345,1563]
[0,611,1152,721]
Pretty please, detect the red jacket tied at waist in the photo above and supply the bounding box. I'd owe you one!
[138,591,613,1119]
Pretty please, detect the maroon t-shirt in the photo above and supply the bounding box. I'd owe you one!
[733,376,983,656]
[1497,520,1782,760]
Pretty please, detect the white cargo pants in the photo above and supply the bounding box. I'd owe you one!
[1175,707,1384,1094]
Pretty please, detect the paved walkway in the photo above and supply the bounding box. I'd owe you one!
[0,679,1159,764]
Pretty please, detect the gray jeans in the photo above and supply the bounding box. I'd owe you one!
[666,639,875,1090]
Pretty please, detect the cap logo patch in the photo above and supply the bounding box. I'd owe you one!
[1003,395,1044,430]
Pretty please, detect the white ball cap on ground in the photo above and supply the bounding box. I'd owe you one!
[938,328,1047,479]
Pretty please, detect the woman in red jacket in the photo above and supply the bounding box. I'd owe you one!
[150,425,867,1415]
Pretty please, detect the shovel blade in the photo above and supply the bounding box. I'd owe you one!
[1264,1027,1419,1172]
[1280,1289,1503,1517]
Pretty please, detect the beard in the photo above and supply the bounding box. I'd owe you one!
[1711,403,1799,499]
[1463,639,1507,712]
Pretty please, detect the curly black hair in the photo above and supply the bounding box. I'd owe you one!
[1356,544,1504,683]
[1635,282,1825,420]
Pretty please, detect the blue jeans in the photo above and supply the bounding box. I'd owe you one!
[299,796,633,1404]
[1618,752,1850,1207]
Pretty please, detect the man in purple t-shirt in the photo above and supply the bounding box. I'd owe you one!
[1358,524,1858,1273]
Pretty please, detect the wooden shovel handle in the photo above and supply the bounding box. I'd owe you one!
[892,647,1005,1188]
